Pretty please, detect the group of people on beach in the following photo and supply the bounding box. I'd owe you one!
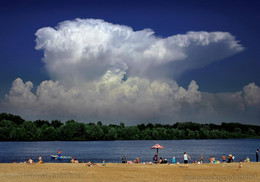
[120,149,258,169]
[14,148,260,167]
[15,155,44,164]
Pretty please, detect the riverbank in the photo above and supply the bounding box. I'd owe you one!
[0,162,259,182]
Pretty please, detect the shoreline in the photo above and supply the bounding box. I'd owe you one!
[1,162,259,182]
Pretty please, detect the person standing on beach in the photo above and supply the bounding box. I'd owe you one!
[200,154,203,163]
[172,157,176,164]
[183,152,191,168]
[256,149,259,162]
[122,155,126,163]
[237,160,242,171]
[58,150,62,157]
[222,154,226,163]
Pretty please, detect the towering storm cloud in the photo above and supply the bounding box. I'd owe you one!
[2,19,260,124]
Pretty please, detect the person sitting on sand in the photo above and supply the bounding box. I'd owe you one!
[27,158,35,164]
[228,154,232,163]
[38,155,43,164]
[200,154,203,163]
[153,154,157,163]
[209,156,213,163]
[71,157,75,163]
[159,157,163,164]
[136,157,140,164]
[212,156,215,163]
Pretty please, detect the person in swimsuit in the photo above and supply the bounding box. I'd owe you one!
[222,154,226,163]
[183,152,191,168]
[237,160,242,170]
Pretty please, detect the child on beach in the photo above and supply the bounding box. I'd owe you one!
[212,156,215,163]
[237,160,242,170]
[172,157,176,164]
[222,154,226,163]
[245,157,250,162]
[209,156,213,163]
[136,157,140,164]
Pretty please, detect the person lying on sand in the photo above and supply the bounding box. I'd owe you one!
[71,157,79,163]
[85,161,94,167]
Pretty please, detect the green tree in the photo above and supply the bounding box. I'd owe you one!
[51,120,63,129]
[10,127,27,141]
[38,124,57,140]
[21,121,37,140]
[0,113,25,125]
[57,120,86,140]
[0,120,17,140]
[106,127,117,140]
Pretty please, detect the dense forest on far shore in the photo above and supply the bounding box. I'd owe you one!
[0,112,260,141]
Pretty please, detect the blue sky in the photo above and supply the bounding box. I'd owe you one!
[0,0,259,124]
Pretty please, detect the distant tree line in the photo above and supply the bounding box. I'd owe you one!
[0,112,260,141]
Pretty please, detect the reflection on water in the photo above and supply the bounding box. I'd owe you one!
[0,139,259,163]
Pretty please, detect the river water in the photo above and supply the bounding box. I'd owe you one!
[0,139,259,163]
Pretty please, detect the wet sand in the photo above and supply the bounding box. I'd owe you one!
[0,162,259,182]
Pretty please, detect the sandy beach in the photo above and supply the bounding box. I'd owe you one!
[0,162,259,182]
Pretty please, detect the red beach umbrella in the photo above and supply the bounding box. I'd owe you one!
[151,144,164,163]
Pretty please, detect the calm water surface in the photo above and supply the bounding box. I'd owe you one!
[0,139,259,163]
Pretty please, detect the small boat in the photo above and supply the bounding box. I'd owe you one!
[50,155,71,160]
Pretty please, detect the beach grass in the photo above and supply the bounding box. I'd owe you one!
[0,162,259,182]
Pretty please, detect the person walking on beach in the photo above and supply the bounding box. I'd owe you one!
[200,154,203,163]
[256,149,259,162]
[183,152,191,168]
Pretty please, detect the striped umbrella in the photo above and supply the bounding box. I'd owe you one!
[151,144,164,163]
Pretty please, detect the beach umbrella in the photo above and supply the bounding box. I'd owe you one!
[151,144,164,163]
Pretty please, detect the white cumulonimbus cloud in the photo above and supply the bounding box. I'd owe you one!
[2,18,260,124]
